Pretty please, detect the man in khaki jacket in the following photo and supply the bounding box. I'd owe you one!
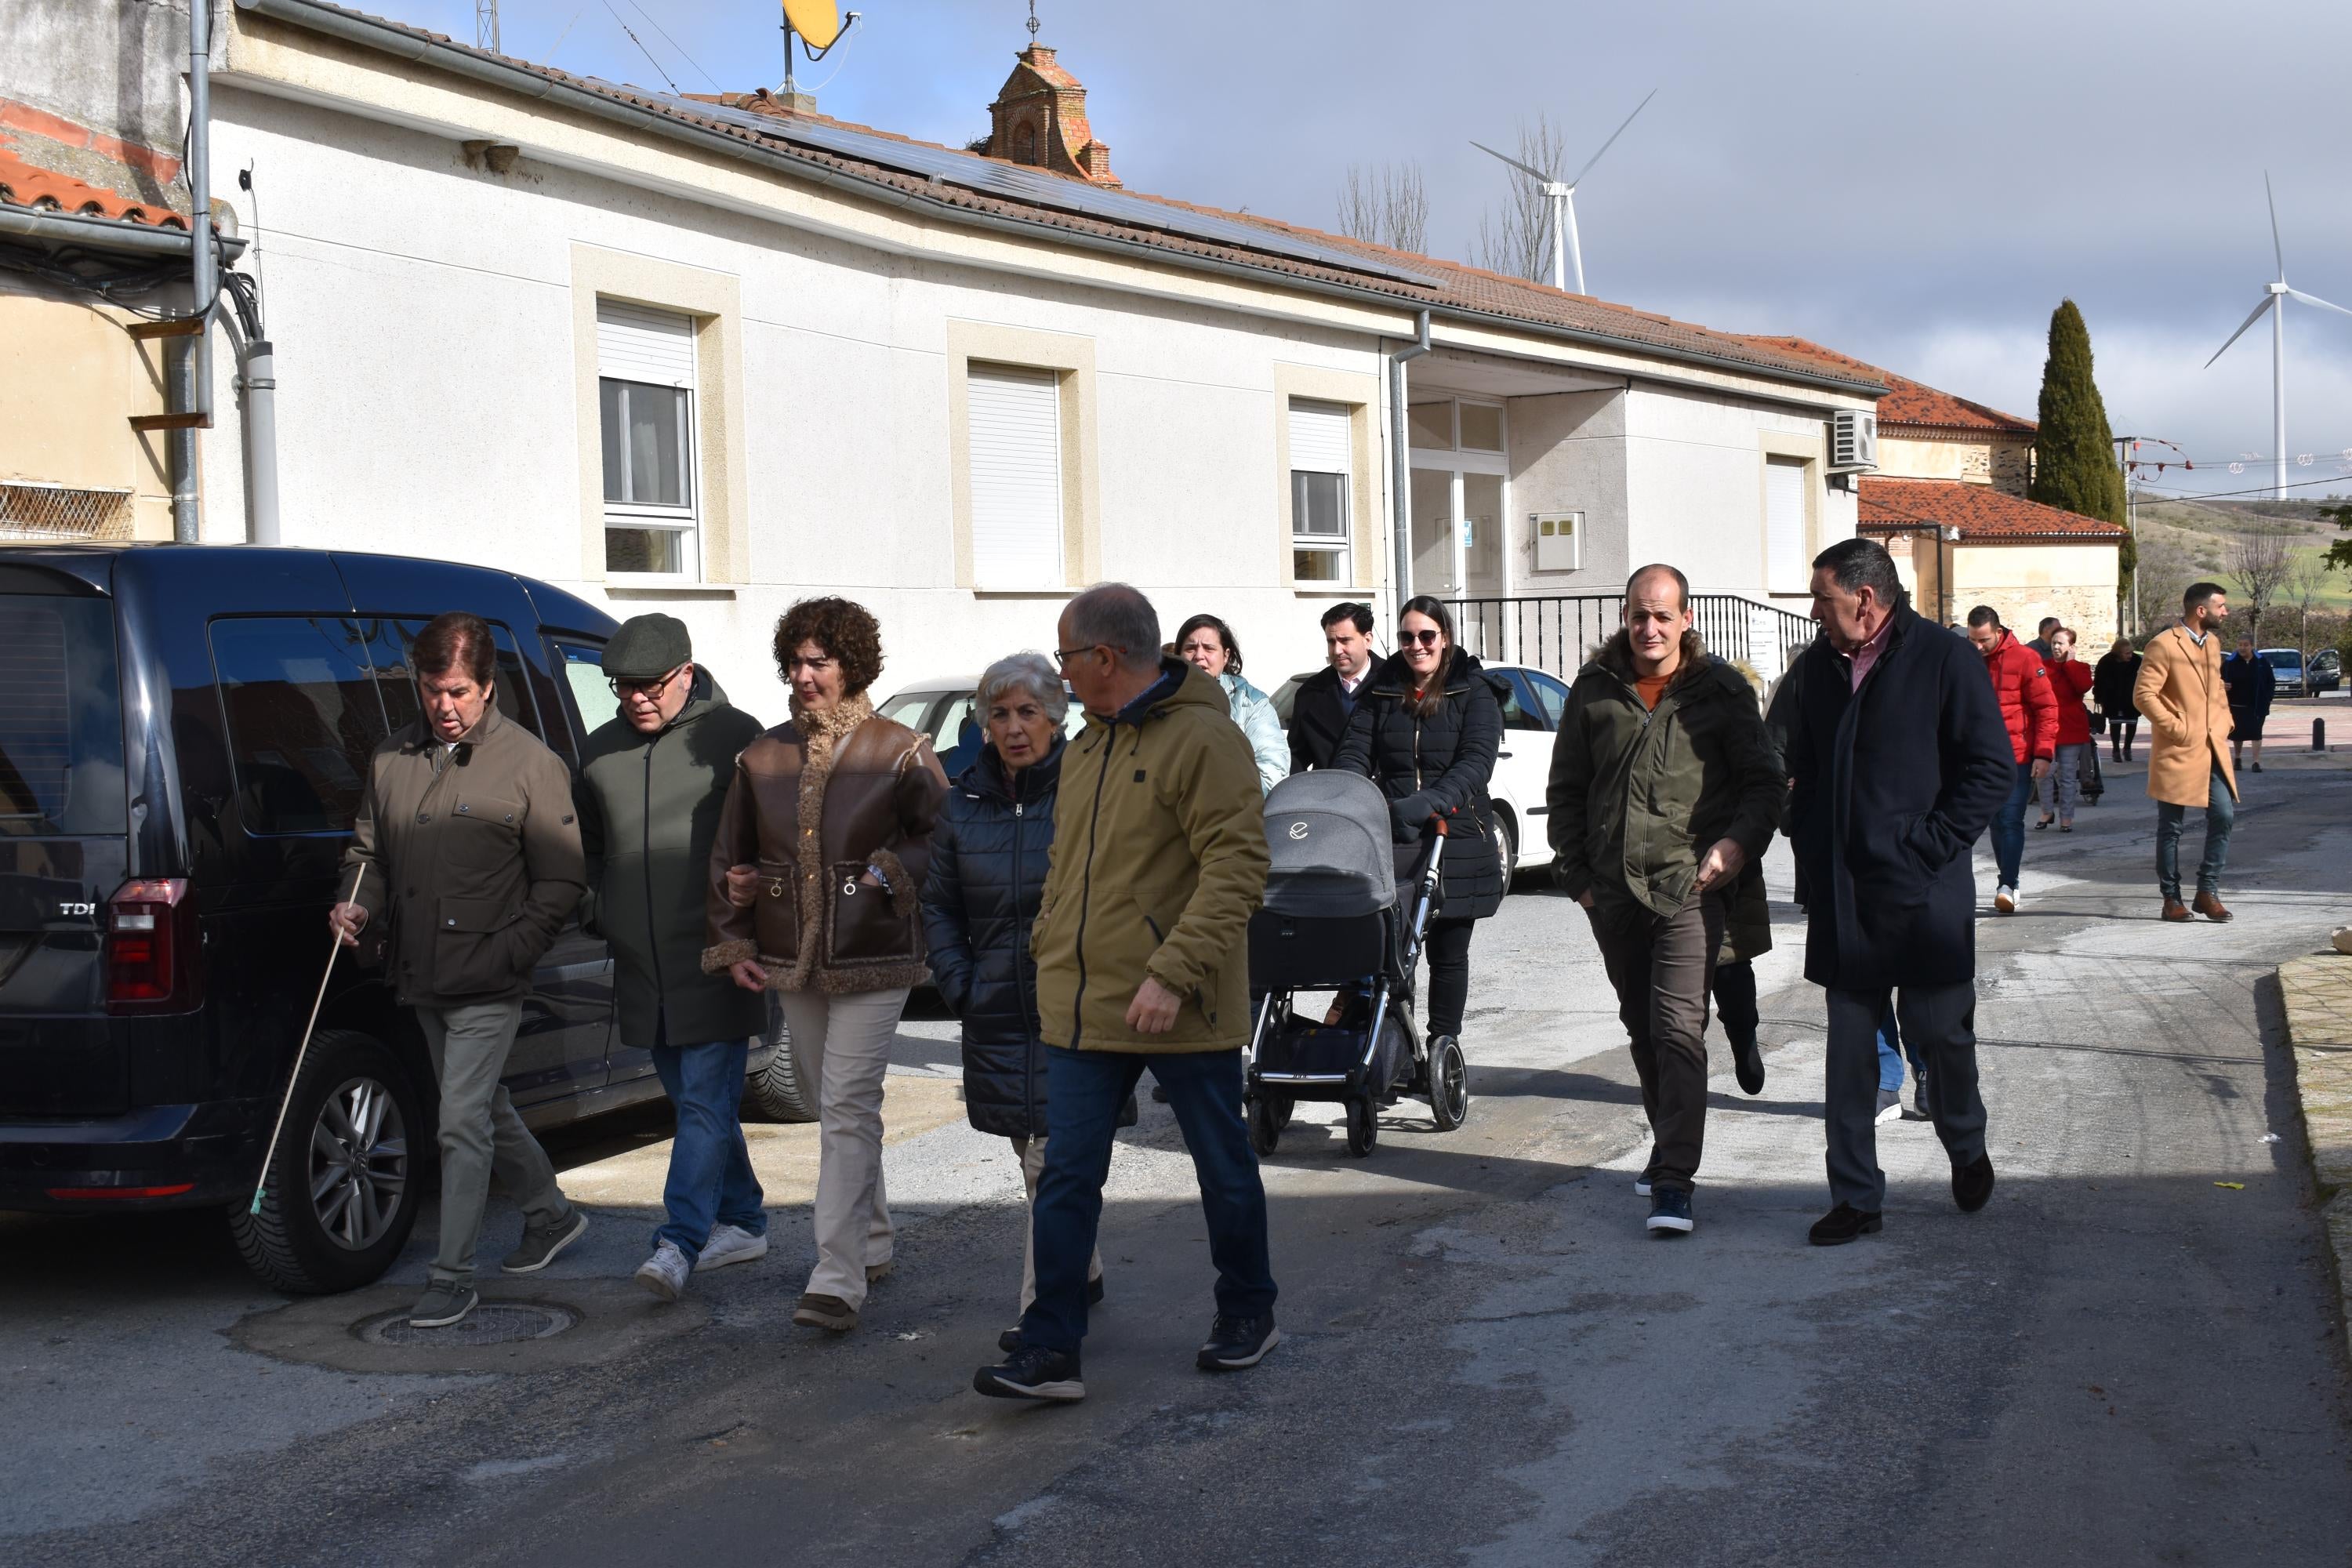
[331,613,589,1329]
[2134,581,2239,923]
[974,583,1272,1405]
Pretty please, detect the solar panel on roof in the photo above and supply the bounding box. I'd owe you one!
[646,90,1437,289]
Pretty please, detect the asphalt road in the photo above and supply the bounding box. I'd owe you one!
[7,746,2352,1566]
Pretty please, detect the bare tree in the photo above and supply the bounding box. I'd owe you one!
[2227,524,2293,643]
[2281,550,2328,680]
[1471,114,1569,283]
[1334,162,1428,256]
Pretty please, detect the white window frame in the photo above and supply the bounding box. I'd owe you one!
[1287,397,1353,586]
[597,300,702,583]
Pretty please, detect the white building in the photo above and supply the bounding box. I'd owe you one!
[168,0,1881,696]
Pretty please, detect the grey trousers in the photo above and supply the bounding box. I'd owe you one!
[1823,982,1987,1211]
[776,986,906,1311]
[1587,887,1726,1193]
[416,1000,570,1288]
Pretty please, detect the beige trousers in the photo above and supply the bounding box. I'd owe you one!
[1010,1134,1102,1314]
[776,986,906,1310]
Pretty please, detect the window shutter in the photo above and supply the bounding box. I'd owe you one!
[967,364,1065,590]
[1765,458,1807,590]
[597,300,696,387]
[1288,399,1352,475]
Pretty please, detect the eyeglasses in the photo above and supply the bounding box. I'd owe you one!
[608,662,688,701]
[1053,644,1116,669]
[1400,629,1445,648]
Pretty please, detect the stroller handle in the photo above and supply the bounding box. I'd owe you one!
[1425,810,1451,839]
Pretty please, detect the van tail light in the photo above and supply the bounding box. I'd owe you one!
[106,878,203,1013]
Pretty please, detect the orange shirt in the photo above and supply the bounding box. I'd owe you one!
[1635,673,1668,710]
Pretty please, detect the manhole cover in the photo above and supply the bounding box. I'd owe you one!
[356,1301,579,1347]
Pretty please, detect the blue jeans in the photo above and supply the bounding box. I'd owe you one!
[2156,763,2236,902]
[1875,1001,1926,1093]
[1990,759,2034,887]
[650,1038,765,1263]
[1020,1046,1275,1355]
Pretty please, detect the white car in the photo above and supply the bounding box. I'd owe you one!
[1270,662,1573,897]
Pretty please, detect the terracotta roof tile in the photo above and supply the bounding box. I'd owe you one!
[1736,336,2034,432]
[0,98,187,229]
[1858,476,2124,541]
[254,1,1883,394]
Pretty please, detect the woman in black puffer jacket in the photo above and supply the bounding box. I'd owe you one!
[919,652,1111,1338]
[1332,596,1506,1053]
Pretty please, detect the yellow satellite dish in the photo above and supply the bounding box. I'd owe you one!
[782,0,841,49]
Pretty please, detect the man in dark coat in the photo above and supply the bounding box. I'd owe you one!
[574,614,770,1301]
[1784,540,2015,1245]
[1287,601,1379,773]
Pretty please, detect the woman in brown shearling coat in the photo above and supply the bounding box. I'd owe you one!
[703,597,947,1334]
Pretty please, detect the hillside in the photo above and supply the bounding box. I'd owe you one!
[2128,494,2350,617]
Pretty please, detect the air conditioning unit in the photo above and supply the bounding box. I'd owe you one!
[1829,409,1878,472]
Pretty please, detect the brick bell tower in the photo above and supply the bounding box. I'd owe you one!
[980,17,1120,187]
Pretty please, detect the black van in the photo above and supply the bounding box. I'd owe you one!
[0,545,808,1293]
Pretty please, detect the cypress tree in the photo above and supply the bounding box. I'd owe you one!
[2029,299,2130,608]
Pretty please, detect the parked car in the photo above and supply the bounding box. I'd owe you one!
[2257,646,2307,697]
[1270,662,1573,898]
[2310,648,2343,695]
[0,544,804,1296]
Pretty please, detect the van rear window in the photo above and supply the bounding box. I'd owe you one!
[0,595,125,837]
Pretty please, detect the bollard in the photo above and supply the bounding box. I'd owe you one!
[2316,717,2327,753]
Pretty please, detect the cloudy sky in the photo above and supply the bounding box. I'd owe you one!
[389,0,2352,499]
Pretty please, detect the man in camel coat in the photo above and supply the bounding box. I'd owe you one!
[2134,581,2239,924]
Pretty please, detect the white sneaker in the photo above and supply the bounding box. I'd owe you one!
[697,1222,768,1272]
[1994,885,2018,914]
[1875,1088,1903,1125]
[1632,1176,1653,1196]
[635,1240,691,1302]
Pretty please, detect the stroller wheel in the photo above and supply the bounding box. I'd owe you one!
[1248,1094,1283,1157]
[1345,1098,1378,1158]
[1269,1091,1296,1132]
[1429,1035,1470,1131]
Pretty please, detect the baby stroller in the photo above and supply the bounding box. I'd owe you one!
[1244,770,1471,1158]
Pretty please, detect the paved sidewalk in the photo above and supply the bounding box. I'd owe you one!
[2281,949,2352,1338]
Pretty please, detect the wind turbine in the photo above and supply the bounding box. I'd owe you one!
[1471,89,1656,296]
[2203,172,2352,499]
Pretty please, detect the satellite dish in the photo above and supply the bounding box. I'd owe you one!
[782,0,841,49]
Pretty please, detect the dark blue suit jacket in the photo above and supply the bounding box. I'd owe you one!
[1784,604,2016,990]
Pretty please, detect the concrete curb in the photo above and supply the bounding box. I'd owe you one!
[2279,953,2352,1344]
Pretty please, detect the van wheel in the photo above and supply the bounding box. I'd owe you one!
[1490,813,1517,898]
[744,997,817,1123]
[228,1029,422,1294]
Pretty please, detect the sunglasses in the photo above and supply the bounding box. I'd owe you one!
[1400,629,1445,648]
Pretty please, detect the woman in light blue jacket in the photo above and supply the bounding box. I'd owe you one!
[1174,613,1290,794]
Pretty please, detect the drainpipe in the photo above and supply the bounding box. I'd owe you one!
[1388,308,1431,613]
[240,338,278,543]
[172,0,216,543]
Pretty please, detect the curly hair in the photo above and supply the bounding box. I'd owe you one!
[771,596,884,696]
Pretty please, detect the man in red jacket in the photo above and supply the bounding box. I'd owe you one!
[1965,606,2056,913]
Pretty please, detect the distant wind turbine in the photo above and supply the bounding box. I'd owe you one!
[1471,89,1656,296]
[2203,172,2352,499]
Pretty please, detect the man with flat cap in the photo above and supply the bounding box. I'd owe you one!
[574,615,771,1301]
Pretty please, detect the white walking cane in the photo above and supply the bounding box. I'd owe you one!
[249,866,365,1216]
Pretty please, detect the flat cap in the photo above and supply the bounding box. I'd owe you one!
[603,613,692,680]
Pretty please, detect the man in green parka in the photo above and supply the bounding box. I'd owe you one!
[1547,565,1784,1240]
[575,614,769,1301]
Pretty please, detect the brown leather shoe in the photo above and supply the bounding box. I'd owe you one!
[2193,891,2233,923]
[2161,898,2193,923]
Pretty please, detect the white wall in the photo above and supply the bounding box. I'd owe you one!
[1623,383,1857,601]
[1505,390,1628,592]
[201,87,1388,715]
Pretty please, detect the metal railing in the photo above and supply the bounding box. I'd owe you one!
[1450,593,1820,683]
